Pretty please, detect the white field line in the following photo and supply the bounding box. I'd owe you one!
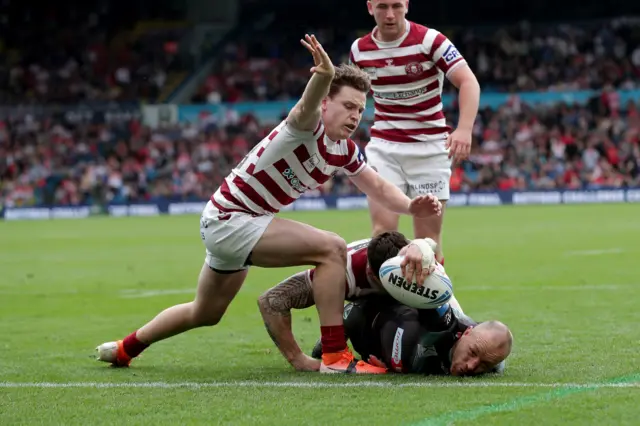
[565,248,624,256]
[461,284,632,291]
[119,289,194,298]
[1,381,639,389]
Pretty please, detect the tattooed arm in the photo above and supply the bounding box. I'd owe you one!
[258,271,320,371]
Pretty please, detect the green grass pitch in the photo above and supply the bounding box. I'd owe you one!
[1,204,639,425]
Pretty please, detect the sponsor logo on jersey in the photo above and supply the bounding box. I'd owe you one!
[442,45,461,64]
[343,303,353,320]
[282,168,305,193]
[374,86,429,100]
[443,309,452,325]
[410,181,447,194]
[391,327,404,372]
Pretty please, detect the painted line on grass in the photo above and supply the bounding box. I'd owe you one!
[1,381,639,389]
[120,289,194,298]
[411,373,640,426]
[462,284,632,291]
[565,248,624,256]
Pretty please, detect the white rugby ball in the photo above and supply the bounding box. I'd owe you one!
[378,256,453,309]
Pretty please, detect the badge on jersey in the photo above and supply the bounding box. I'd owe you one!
[405,62,425,77]
[303,153,321,173]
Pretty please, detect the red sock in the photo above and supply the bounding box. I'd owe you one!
[122,331,149,358]
[321,325,347,354]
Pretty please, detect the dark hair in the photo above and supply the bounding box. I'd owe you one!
[328,64,372,98]
[367,231,410,277]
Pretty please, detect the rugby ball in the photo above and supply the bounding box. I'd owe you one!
[378,256,453,309]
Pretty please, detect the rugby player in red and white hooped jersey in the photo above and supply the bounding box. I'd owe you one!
[350,0,481,268]
[96,35,443,374]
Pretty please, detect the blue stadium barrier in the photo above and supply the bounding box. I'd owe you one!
[175,89,640,124]
[2,188,639,220]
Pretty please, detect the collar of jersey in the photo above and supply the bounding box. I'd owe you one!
[371,19,411,48]
[319,120,343,144]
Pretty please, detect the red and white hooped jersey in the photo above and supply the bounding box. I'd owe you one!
[210,120,367,216]
[306,238,384,300]
[350,20,467,144]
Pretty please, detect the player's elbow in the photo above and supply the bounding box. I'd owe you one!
[258,290,293,317]
[257,292,274,316]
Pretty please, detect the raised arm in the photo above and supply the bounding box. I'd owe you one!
[287,34,335,131]
[257,271,320,371]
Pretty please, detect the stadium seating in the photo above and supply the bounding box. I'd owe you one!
[1,13,639,208]
[193,19,640,103]
[0,3,188,104]
[2,94,638,208]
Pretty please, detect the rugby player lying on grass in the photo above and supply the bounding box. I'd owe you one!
[310,295,512,376]
[258,231,512,375]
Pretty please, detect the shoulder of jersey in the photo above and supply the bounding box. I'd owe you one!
[409,20,430,34]
[347,238,372,251]
[351,34,372,54]
[407,21,444,49]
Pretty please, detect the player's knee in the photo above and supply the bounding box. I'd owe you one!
[194,312,224,327]
[191,304,226,327]
[319,232,347,265]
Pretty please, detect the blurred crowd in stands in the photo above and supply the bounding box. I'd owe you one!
[192,18,640,104]
[2,93,638,208]
[0,3,185,105]
[1,9,640,208]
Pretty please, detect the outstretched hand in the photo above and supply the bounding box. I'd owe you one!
[300,34,335,77]
[408,194,442,218]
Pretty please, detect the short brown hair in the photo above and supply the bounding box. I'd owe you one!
[367,231,410,277]
[328,64,371,98]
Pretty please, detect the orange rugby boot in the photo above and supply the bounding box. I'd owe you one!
[95,340,132,367]
[320,348,387,374]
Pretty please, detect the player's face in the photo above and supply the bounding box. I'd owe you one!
[450,327,505,376]
[367,0,408,41]
[322,86,366,140]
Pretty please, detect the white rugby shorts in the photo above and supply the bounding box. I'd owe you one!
[199,200,274,271]
[364,138,452,200]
